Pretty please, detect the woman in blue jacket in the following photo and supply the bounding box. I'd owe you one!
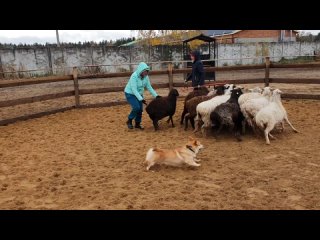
[124,62,160,130]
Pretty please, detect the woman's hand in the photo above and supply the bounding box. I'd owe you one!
[142,99,147,105]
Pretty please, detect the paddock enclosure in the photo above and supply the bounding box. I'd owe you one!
[0,59,320,209]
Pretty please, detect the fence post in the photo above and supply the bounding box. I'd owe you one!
[264,57,270,87]
[168,62,173,90]
[73,67,80,107]
[0,55,4,79]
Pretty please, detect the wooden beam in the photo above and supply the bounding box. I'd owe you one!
[173,64,265,74]
[281,93,320,100]
[173,79,265,88]
[269,78,320,84]
[0,106,75,126]
[79,83,169,96]
[270,62,320,68]
[79,101,128,109]
[0,91,74,108]
[0,75,73,88]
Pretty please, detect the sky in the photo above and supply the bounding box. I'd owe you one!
[0,30,319,45]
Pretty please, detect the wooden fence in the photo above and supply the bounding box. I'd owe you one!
[1,57,320,126]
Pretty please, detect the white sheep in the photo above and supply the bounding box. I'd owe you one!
[238,86,263,106]
[194,84,236,136]
[254,89,298,145]
[240,87,273,134]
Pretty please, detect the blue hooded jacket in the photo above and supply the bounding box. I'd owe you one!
[186,50,205,87]
[124,62,158,101]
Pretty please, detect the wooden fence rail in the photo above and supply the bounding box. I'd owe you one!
[1,58,320,126]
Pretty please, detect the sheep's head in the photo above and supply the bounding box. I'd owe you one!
[270,88,282,101]
[211,85,225,96]
[230,88,243,99]
[249,86,262,93]
[224,84,236,94]
[273,89,283,95]
[262,87,273,97]
[169,88,179,97]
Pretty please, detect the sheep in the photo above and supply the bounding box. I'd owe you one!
[194,84,236,137]
[240,87,273,134]
[238,86,263,106]
[180,86,209,125]
[254,89,299,145]
[183,85,227,131]
[210,88,244,141]
[146,88,180,131]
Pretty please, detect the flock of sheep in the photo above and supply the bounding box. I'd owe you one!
[145,84,298,145]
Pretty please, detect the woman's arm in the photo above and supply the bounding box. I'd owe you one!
[145,77,158,98]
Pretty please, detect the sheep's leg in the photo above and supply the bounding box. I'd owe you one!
[264,123,275,145]
[184,114,189,131]
[201,125,209,137]
[166,117,171,124]
[213,123,223,139]
[153,119,159,131]
[284,117,298,133]
[193,118,200,133]
[169,116,175,127]
[241,119,246,134]
[268,133,277,140]
[250,120,261,137]
[280,121,285,132]
[264,129,270,145]
[180,107,187,125]
[190,117,195,130]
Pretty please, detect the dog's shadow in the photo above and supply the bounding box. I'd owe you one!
[146,164,200,172]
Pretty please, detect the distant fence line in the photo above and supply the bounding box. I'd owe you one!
[0,55,318,75]
[1,57,320,126]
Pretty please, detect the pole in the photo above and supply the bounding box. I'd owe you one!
[56,30,60,47]
[265,57,270,87]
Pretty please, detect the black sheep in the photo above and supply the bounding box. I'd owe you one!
[210,88,244,141]
[146,89,180,131]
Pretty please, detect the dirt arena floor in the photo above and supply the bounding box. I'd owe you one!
[0,97,320,209]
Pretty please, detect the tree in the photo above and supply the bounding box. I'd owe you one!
[133,30,204,49]
[297,31,316,42]
[315,33,320,42]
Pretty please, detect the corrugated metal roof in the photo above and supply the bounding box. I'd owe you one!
[206,30,235,36]
[119,40,139,47]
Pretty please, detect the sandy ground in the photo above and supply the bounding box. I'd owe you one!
[0,98,319,210]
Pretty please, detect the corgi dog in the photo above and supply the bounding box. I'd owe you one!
[145,137,204,171]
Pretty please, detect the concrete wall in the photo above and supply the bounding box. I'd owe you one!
[0,42,319,75]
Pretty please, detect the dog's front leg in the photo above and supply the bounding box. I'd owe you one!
[185,158,201,167]
[194,158,201,162]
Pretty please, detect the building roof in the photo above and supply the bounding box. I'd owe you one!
[183,34,215,43]
[119,40,139,47]
[207,30,299,37]
[206,30,235,36]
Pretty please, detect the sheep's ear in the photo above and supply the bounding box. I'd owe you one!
[249,88,253,92]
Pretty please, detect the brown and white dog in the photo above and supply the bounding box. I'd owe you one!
[145,137,204,171]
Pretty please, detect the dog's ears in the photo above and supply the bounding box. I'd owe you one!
[188,136,195,141]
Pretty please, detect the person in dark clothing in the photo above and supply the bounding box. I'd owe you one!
[185,50,205,89]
